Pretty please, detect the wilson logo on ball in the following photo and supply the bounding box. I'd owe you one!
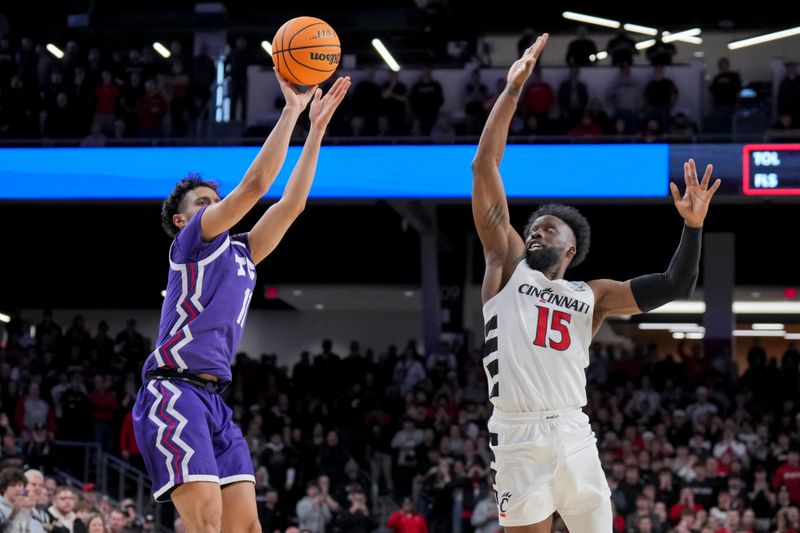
[309,52,340,65]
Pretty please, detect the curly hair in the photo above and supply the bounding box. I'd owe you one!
[524,203,591,268]
[161,174,220,238]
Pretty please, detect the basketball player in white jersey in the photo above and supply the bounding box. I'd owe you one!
[471,34,721,533]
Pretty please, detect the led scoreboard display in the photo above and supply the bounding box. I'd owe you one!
[743,144,800,195]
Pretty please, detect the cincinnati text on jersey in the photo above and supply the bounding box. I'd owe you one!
[517,284,591,315]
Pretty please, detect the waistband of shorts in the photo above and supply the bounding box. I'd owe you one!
[145,368,221,393]
[490,406,584,423]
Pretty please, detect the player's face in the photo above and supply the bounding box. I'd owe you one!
[524,215,576,271]
[173,187,221,231]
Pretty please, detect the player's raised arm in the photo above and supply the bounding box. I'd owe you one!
[247,76,351,265]
[471,33,548,302]
[588,159,722,331]
[198,70,318,241]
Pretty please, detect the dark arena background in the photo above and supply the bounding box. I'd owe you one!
[2,1,800,532]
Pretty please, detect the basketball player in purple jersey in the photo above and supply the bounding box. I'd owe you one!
[132,71,350,533]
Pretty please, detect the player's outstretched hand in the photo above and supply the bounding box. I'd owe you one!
[507,33,548,89]
[670,159,721,228]
[309,76,351,131]
[274,68,318,114]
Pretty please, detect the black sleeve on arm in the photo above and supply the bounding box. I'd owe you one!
[630,224,702,313]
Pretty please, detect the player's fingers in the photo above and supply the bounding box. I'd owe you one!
[683,162,691,188]
[532,34,549,58]
[700,164,713,189]
[670,182,681,204]
[708,178,722,196]
[689,158,698,186]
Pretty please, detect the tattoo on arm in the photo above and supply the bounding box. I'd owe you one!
[484,203,506,229]
[506,84,520,97]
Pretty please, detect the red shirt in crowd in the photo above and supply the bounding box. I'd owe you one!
[773,463,800,502]
[387,511,429,533]
[89,389,119,423]
[120,411,140,457]
[94,83,119,115]
[669,502,704,523]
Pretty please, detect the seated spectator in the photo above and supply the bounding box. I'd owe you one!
[48,486,86,533]
[0,468,42,533]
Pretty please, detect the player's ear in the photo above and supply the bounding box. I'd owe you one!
[172,213,188,230]
[566,245,576,258]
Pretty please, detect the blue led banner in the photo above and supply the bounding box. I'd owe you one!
[0,144,668,200]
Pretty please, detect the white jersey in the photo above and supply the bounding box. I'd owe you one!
[482,260,595,413]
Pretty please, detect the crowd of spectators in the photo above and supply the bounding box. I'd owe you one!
[2,31,800,145]
[0,466,165,533]
[4,307,800,533]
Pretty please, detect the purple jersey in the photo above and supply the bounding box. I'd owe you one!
[142,206,256,386]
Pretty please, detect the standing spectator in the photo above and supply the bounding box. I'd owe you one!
[608,64,642,133]
[517,28,537,57]
[381,70,409,135]
[81,123,108,147]
[558,66,589,128]
[258,488,286,533]
[0,467,43,533]
[462,69,488,135]
[22,422,53,472]
[522,66,555,128]
[48,487,86,533]
[392,418,424,498]
[470,489,500,533]
[644,66,678,129]
[350,69,382,136]
[387,498,429,533]
[646,35,676,66]
[16,37,37,88]
[167,60,190,136]
[410,67,444,135]
[566,26,598,67]
[189,43,215,113]
[708,58,741,134]
[778,62,800,128]
[14,382,55,441]
[58,373,91,441]
[335,491,376,533]
[118,72,144,136]
[94,71,119,135]
[394,348,426,395]
[135,80,167,138]
[89,375,118,452]
[226,37,251,121]
[295,482,333,533]
[115,319,147,361]
[607,29,638,67]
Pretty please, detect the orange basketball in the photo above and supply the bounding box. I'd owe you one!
[272,17,341,86]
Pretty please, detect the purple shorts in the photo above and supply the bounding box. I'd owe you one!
[132,379,254,502]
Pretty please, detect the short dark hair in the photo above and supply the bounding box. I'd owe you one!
[0,467,26,494]
[524,204,591,268]
[161,174,219,238]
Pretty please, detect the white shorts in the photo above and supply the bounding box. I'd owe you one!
[487,407,611,527]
